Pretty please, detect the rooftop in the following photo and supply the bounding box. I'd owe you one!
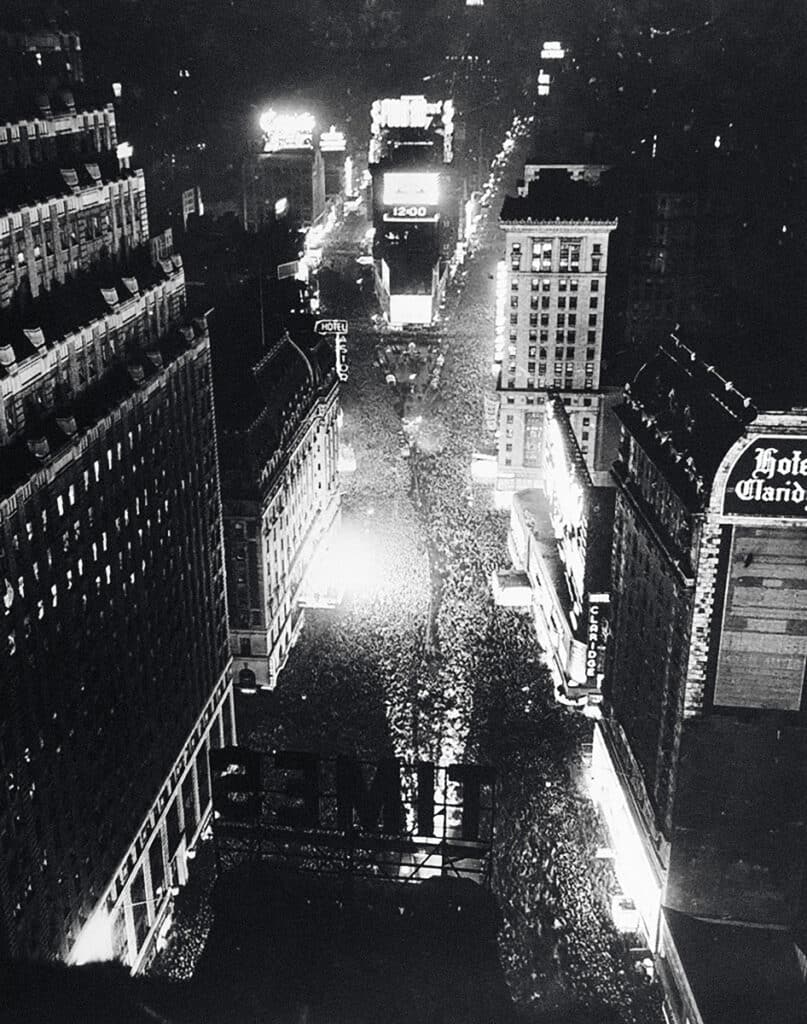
[618,335,806,507]
[0,146,132,217]
[500,168,619,224]
[664,908,807,1024]
[0,312,207,503]
[0,247,174,368]
[668,716,807,926]
[210,278,336,500]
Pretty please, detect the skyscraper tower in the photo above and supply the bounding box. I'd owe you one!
[0,19,233,970]
[495,169,618,502]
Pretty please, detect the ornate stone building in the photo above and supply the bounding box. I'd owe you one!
[495,168,618,504]
[213,289,340,689]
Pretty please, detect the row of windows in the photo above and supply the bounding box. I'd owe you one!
[510,240,603,274]
[510,293,600,311]
[526,345,597,360]
[510,311,600,328]
[511,278,596,293]
[505,376,596,391]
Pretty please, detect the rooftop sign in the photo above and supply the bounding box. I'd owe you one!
[314,319,348,335]
[260,109,315,153]
[320,126,346,152]
[541,41,566,58]
[722,436,807,519]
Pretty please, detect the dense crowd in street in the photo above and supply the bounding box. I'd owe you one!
[153,126,662,1023]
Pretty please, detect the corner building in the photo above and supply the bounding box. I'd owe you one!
[496,169,617,502]
[0,28,233,971]
[592,336,807,1024]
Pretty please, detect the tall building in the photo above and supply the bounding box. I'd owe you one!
[369,95,457,327]
[213,283,340,689]
[0,21,84,119]
[495,168,618,503]
[591,336,807,1023]
[242,110,326,232]
[0,23,233,971]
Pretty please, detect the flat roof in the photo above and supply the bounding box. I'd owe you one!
[0,149,133,217]
[664,908,807,1024]
[500,168,618,224]
[668,716,807,926]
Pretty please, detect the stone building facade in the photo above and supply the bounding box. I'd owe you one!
[495,168,618,502]
[213,292,340,690]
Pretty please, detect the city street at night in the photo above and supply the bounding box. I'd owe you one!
[3,3,806,1023]
[151,130,663,1024]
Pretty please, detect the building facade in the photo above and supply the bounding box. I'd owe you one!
[495,168,617,501]
[0,26,233,972]
[369,95,458,327]
[591,336,807,1022]
[505,395,613,706]
[213,292,340,690]
[243,111,326,232]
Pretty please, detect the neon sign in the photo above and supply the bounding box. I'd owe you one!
[260,109,315,152]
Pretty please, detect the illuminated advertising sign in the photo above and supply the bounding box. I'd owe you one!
[541,41,566,58]
[382,172,440,223]
[212,748,495,838]
[314,319,348,335]
[372,95,442,130]
[585,595,608,691]
[336,336,349,381]
[494,260,506,363]
[389,294,434,325]
[320,126,346,152]
[260,109,315,152]
[277,260,300,280]
[722,436,807,519]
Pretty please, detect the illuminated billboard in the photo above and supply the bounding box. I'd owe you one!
[370,96,455,164]
[260,109,315,152]
[541,41,566,58]
[585,595,608,693]
[382,172,440,223]
[389,294,434,325]
[372,95,444,130]
[320,126,346,152]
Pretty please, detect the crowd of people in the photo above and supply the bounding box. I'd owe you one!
[153,123,662,1024]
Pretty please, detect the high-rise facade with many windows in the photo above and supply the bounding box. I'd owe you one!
[495,169,617,502]
[0,22,233,971]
